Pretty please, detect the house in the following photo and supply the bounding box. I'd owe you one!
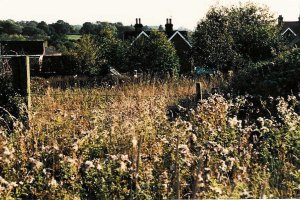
[124,18,192,74]
[278,15,300,47]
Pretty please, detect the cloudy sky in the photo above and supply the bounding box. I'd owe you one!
[0,0,299,30]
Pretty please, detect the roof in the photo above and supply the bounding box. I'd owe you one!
[124,30,191,47]
[168,31,192,48]
[282,21,300,36]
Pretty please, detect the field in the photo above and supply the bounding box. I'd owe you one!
[1,77,300,199]
[66,34,82,41]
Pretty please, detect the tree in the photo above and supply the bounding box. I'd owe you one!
[37,21,50,35]
[94,26,128,74]
[50,20,71,35]
[0,20,22,35]
[128,31,180,76]
[72,34,99,74]
[192,3,284,71]
[73,27,128,76]
[22,24,45,36]
[80,22,97,35]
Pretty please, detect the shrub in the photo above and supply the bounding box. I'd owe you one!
[231,48,300,96]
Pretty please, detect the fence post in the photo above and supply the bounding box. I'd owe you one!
[11,56,31,110]
[196,82,202,101]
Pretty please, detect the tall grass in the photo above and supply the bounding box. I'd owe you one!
[0,77,300,199]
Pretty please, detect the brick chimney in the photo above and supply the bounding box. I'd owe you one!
[278,15,283,26]
[134,18,143,32]
[165,18,173,33]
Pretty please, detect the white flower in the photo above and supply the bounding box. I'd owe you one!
[228,116,239,128]
[29,158,43,170]
[0,176,9,185]
[97,164,102,171]
[85,160,95,169]
[9,182,18,187]
[119,161,127,172]
[49,177,58,188]
[132,137,138,148]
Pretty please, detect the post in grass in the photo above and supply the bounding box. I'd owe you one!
[11,56,31,119]
[196,82,202,101]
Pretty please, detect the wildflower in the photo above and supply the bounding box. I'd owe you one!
[132,137,138,148]
[53,142,59,150]
[119,161,127,172]
[97,164,102,171]
[110,155,118,161]
[3,146,14,157]
[9,182,18,188]
[49,177,58,188]
[191,134,197,143]
[66,157,78,166]
[228,116,241,128]
[72,144,79,152]
[0,176,9,185]
[29,158,43,170]
[257,117,264,127]
[85,160,95,169]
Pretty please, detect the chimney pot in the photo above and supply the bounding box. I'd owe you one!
[139,18,141,24]
[136,18,138,24]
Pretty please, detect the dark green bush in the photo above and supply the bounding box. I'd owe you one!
[231,49,300,96]
[0,74,25,131]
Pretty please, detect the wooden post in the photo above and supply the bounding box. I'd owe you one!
[11,56,31,110]
[196,82,202,100]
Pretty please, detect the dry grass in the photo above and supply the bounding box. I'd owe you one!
[1,76,300,199]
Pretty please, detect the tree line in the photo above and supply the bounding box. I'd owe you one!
[1,3,298,96]
[0,20,137,50]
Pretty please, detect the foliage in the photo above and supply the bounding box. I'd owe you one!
[93,26,128,74]
[71,34,99,75]
[0,74,26,131]
[231,48,300,96]
[127,30,180,77]
[192,2,284,71]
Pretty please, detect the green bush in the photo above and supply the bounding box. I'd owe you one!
[0,74,26,131]
[231,49,300,96]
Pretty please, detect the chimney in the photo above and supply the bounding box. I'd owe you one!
[165,18,173,33]
[134,18,143,32]
[278,15,283,26]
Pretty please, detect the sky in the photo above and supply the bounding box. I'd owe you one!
[0,0,299,30]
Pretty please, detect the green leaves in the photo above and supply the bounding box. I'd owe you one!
[128,30,180,77]
[192,2,284,71]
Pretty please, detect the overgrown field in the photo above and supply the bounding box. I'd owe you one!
[1,78,300,199]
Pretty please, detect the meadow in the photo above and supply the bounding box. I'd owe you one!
[0,76,300,199]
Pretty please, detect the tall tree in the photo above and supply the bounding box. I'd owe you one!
[72,34,99,74]
[192,3,284,71]
[50,20,71,35]
[37,21,50,35]
[0,20,22,35]
[128,31,180,76]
